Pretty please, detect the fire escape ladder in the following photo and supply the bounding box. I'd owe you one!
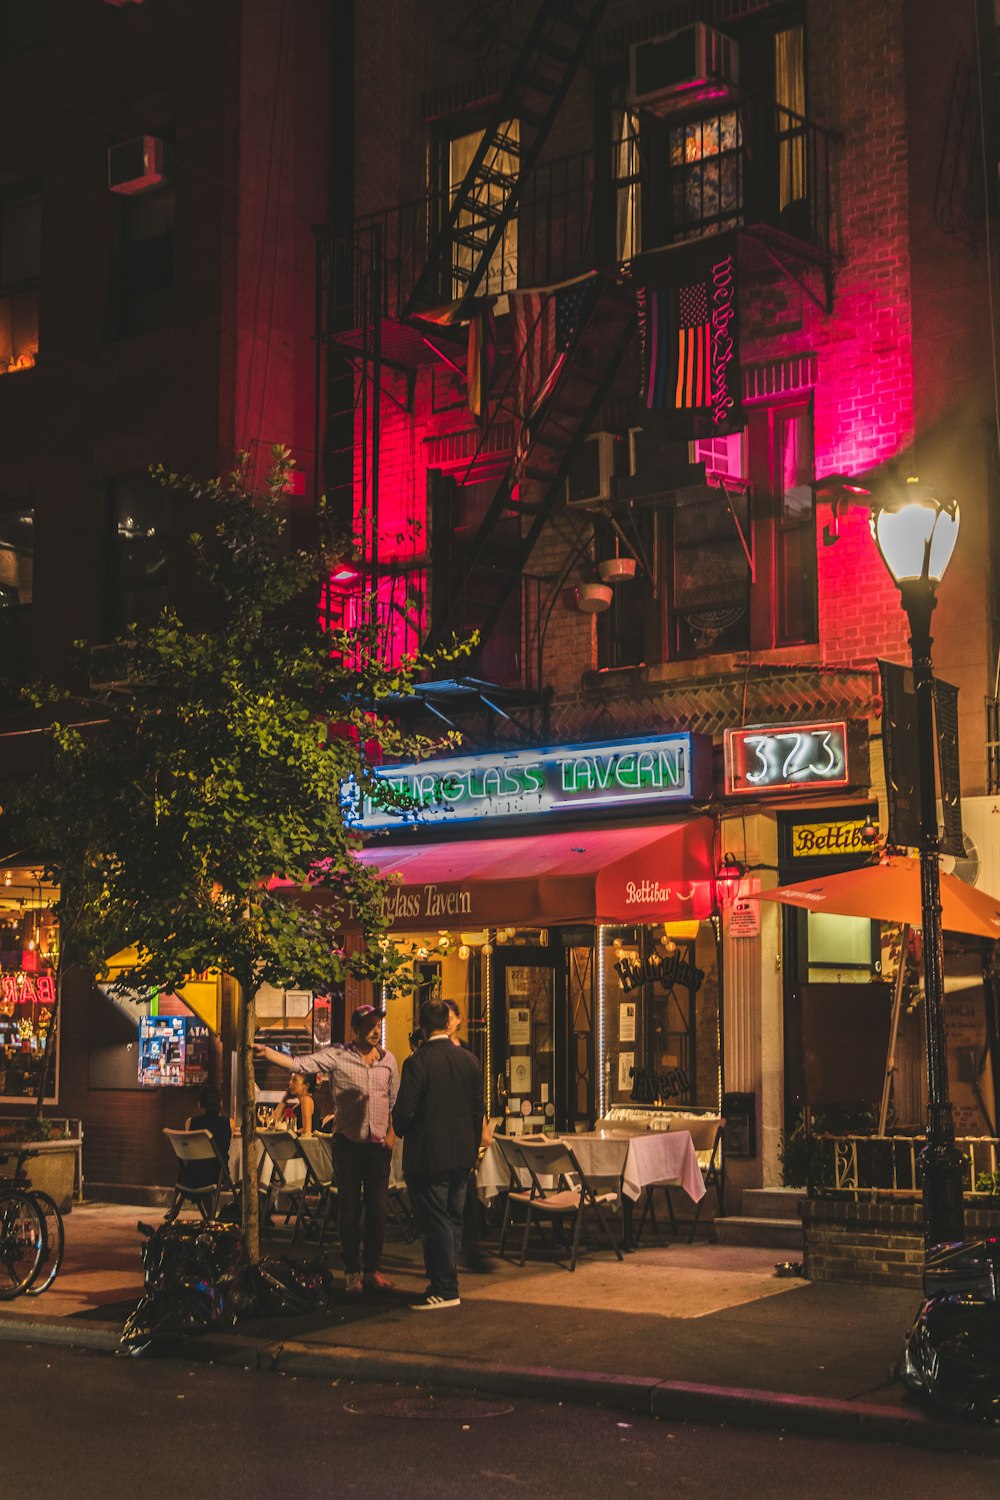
[403,0,608,316]
[423,276,636,666]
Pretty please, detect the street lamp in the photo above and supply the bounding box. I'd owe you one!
[870,476,965,1251]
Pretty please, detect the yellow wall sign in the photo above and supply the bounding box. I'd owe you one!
[790,820,870,858]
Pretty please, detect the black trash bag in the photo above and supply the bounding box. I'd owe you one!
[901,1292,1000,1424]
[923,1238,1000,1302]
[119,1219,248,1356]
[248,1256,334,1317]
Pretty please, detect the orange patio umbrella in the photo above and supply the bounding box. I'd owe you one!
[755,855,1000,940]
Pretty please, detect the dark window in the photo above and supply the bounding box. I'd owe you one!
[620,403,816,662]
[0,0,46,57]
[117,188,175,337]
[108,473,169,634]
[0,505,32,691]
[595,511,660,670]
[430,472,520,684]
[0,192,40,374]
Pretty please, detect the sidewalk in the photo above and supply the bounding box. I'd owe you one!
[1,1202,996,1454]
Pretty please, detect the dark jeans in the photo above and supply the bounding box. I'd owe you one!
[407,1168,468,1301]
[331,1134,392,1275]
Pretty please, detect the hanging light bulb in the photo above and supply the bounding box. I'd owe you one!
[482,941,493,957]
[458,945,470,961]
[3,872,10,887]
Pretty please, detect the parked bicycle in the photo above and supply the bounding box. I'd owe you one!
[0,1148,65,1299]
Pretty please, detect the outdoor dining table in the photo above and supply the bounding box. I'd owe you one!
[476,1125,705,1249]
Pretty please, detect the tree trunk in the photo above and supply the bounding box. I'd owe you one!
[239,984,261,1263]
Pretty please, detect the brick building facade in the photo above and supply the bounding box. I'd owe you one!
[1,0,998,1221]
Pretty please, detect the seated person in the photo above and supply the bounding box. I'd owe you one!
[269,1070,315,1135]
[166,1086,233,1217]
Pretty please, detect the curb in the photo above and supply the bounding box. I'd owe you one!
[1,1314,996,1455]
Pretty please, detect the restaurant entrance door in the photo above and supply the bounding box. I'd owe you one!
[491,944,566,1134]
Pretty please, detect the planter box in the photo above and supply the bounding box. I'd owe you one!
[22,1148,77,1214]
[802,1198,1000,1287]
[0,1141,79,1213]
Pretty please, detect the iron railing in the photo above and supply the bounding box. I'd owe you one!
[809,1132,1000,1201]
[316,101,837,336]
[987,696,1000,794]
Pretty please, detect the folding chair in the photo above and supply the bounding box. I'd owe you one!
[494,1133,532,1260]
[508,1138,623,1272]
[386,1178,416,1242]
[635,1116,725,1245]
[293,1134,338,1248]
[163,1129,240,1222]
[256,1130,307,1227]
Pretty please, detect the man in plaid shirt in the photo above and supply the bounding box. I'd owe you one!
[256,1003,399,1292]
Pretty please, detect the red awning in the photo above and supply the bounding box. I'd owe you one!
[356,818,716,928]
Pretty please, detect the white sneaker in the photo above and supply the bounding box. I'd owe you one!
[409,1293,461,1311]
[345,1272,364,1294]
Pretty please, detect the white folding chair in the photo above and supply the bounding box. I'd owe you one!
[256,1130,306,1226]
[163,1129,240,1222]
[507,1138,623,1272]
[293,1134,338,1248]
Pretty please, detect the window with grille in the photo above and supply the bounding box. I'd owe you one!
[0,193,40,375]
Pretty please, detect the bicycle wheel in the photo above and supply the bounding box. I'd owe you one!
[0,1190,46,1299]
[26,1190,64,1296]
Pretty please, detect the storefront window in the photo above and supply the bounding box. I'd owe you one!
[806,911,876,982]
[0,868,58,1104]
[603,921,720,1113]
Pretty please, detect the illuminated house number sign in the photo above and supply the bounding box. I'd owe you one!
[724,722,850,795]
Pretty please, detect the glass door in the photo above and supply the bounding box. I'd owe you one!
[491,945,563,1134]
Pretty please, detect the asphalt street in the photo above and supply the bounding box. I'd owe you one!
[4,1341,998,1499]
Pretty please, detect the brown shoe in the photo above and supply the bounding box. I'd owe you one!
[363,1271,394,1293]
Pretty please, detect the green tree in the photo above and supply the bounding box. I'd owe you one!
[11,447,459,1260]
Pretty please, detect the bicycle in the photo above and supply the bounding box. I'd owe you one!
[0,1148,65,1299]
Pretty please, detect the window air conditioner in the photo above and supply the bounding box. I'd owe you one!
[565,432,616,509]
[628,23,739,118]
[108,136,167,196]
[103,1,144,7]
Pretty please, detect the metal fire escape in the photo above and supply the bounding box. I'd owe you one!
[420,278,635,664]
[405,0,608,315]
[317,0,622,676]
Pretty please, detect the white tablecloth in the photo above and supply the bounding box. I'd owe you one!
[476,1127,704,1205]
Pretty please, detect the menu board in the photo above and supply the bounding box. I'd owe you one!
[138,1016,211,1088]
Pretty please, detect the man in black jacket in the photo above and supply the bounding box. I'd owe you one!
[393,997,485,1310]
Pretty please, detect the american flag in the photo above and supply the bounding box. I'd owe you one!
[635,235,741,438]
[510,273,599,422]
[642,278,710,411]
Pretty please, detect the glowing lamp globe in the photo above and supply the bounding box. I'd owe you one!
[870,478,959,588]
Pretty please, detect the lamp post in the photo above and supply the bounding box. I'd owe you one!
[870,476,965,1251]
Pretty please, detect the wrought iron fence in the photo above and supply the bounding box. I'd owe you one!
[809,1132,1000,1201]
[316,100,836,337]
[987,695,1000,794]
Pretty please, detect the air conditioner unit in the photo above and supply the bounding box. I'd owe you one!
[108,136,167,196]
[103,1,144,7]
[628,23,739,118]
[949,797,1000,894]
[89,642,138,692]
[565,432,617,509]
